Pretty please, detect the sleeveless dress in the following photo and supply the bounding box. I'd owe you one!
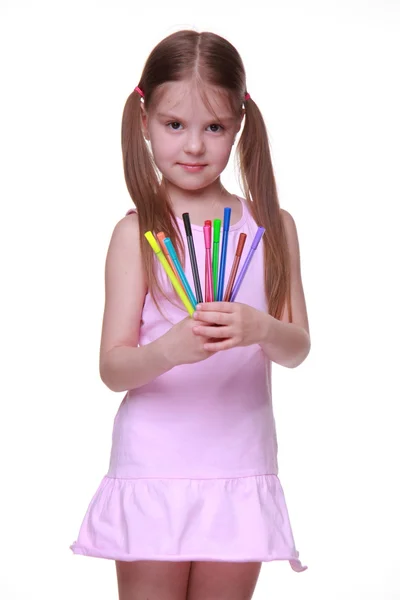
[70,196,307,572]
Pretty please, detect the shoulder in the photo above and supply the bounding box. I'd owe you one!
[105,210,145,283]
[280,207,296,230]
[280,208,300,263]
[107,211,140,253]
[114,211,139,232]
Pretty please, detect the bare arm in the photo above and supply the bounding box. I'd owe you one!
[99,213,173,393]
[101,342,174,393]
[259,209,311,368]
[258,315,310,368]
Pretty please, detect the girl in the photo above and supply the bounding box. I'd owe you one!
[71,29,311,600]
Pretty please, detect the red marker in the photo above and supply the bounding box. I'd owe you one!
[223,233,247,301]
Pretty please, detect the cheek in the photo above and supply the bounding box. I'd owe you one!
[150,133,176,163]
[213,139,234,165]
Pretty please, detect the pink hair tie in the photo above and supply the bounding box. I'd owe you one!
[244,92,251,101]
[135,86,144,98]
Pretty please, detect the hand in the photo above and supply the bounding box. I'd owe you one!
[158,316,218,368]
[192,302,272,351]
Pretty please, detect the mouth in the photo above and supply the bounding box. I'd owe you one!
[178,163,207,171]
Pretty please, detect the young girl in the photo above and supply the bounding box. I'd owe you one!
[71,29,311,600]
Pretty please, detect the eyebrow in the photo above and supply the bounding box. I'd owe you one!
[156,112,236,123]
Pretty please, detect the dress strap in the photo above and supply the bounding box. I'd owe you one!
[126,207,137,216]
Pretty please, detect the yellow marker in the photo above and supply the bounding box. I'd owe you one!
[145,231,194,317]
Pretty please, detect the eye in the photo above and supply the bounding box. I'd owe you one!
[207,124,224,133]
[167,122,182,130]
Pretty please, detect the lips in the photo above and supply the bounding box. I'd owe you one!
[178,162,207,173]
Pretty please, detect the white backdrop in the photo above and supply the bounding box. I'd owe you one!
[1,1,399,598]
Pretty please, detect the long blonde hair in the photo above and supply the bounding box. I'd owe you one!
[121,30,292,322]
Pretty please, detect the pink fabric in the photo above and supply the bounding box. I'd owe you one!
[70,197,307,572]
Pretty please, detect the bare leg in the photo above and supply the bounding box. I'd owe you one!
[186,561,261,600]
[115,560,192,600]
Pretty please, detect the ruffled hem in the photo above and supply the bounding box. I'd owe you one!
[70,474,307,573]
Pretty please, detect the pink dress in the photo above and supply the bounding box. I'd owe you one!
[70,196,307,572]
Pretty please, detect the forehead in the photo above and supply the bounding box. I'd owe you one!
[151,80,235,119]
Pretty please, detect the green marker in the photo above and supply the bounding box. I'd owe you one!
[212,219,221,300]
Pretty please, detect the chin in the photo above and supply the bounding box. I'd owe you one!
[163,173,220,192]
[179,181,210,191]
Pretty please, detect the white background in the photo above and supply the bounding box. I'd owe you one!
[1,0,399,598]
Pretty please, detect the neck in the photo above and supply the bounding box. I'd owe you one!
[162,178,235,225]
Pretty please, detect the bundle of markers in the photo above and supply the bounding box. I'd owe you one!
[145,207,265,317]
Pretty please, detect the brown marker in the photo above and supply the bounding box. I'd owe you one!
[223,233,247,301]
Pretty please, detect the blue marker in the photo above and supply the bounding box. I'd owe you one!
[217,207,231,301]
[164,237,197,309]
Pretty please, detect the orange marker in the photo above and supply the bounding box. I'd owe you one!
[156,232,180,281]
[223,233,247,301]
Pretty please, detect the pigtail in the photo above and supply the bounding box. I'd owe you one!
[121,89,159,214]
[121,88,185,315]
[237,99,293,322]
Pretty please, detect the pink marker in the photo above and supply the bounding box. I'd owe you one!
[203,220,213,302]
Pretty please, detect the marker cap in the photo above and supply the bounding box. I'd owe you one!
[223,207,231,231]
[145,231,160,253]
[182,213,192,236]
[251,227,266,249]
[213,219,221,243]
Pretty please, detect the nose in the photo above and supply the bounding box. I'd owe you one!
[183,129,206,155]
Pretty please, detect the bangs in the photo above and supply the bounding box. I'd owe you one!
[149,75,242,123]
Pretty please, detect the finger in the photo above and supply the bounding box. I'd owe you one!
[203,338,235,351]
[196,302,236,313]
[193,325,230,338]
[193,311,231,325]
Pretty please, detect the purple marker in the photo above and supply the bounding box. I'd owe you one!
[229,227,265,301]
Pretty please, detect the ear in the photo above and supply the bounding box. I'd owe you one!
[141,105,150,140]
[233,109,245,136]
[238,108,245,131]
[232,110,245,144]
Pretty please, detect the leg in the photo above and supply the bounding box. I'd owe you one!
[186,561,262,600]
[115,560,192,600]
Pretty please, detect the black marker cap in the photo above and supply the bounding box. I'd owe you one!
[182,213,192,236]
